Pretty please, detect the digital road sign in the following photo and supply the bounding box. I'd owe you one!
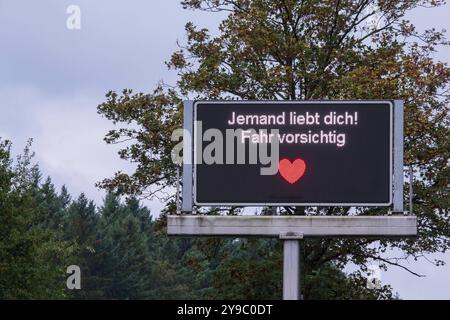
[193,101,393,206]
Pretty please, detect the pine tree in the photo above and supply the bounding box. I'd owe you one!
[0,138,73,299]
[64,193,101,298]
[95,194,153,299]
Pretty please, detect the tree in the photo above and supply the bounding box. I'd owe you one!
[97,0,449,299]
[35,176,65,229]
[0,139,74,299]
[63,193,103,298]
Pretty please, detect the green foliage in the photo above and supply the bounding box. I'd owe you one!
[0,139,74,299]
[211,238,283,299]
[95,194,154,299]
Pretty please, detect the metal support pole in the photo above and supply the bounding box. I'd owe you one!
[283,240,300,300]
[175,166,181,214]
[281,233,302,300]
[393,100,404,212]
[182,100,194,212]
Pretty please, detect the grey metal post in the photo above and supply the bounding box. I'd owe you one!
[409,165,413,215]
[282,240,300,300]
[182,100,194,212]
[280,233,302,300]
[393,100,404,212]
[175,166,181,214]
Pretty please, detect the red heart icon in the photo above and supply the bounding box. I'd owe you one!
[278,158,307,184]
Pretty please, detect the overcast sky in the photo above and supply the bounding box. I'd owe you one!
[0,0,448,299]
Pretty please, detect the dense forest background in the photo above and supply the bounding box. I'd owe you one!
[0,138,394,299]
